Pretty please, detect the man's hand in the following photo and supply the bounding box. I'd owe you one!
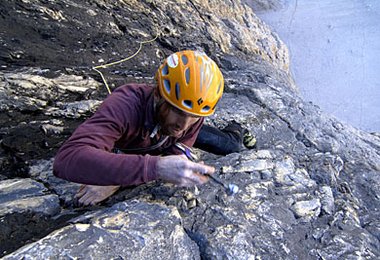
[75,184,120,206]
[156,155,215,187]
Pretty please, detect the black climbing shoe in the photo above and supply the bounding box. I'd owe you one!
[223,120,256,149]
[222,120,245,139]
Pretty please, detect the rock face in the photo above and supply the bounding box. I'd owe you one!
[242,0,285,12]
[1,0,380,259]
[4,200,200,260]
[0,178,60,255]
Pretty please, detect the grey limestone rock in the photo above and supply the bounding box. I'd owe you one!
[243,0,286,12]
[291,199,321,219]
[0,71,102,117]
[3,200,200,260]
[0,178,61,256]
[317,186,335,215]
[0,178,60,216]
[28,159,81,205]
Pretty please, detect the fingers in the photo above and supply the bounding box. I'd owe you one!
[178,169,210,187]
[75,185,99,206]
[77,190,94,206]
[179,154,188,160]
[75,185,120,207]
[157,155,215,187]
[196,173,209,184]
[78,189,104,206]
[78,184,86,193]
[179,160,215,186]
[186,161,215,175]
[75,184,87,198]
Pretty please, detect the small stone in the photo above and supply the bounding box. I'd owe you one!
[274,158,296,185]
[317,186,335,215]
[187,199,197,209]
[41,124,64,135]
[86,9,97,16]
[183,191,194,201]
[291,199,321,219]
[260,170,272,180]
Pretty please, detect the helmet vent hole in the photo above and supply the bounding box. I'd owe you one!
[164,79,171,94]
[183,100,193,109]
[185,68,190,85]
[175,83,180,100]
[181,55,188,65]
[201,105,210,112]
[162,64,169,76]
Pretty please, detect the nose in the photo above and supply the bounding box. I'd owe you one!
[176,116,190,128]
[176,115,193,129]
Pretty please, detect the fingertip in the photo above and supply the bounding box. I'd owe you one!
[77,199,84,206]
[201,165,215,175]
[179,154,188,160]
[200,175,209,184]
[207,166,215,174]
[192,173,208,186]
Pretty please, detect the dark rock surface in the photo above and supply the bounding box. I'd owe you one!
[1,0,379,259]
[4,200,201,259]
[0,178,61,255]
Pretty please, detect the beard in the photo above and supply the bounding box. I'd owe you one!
[160,123,184,137]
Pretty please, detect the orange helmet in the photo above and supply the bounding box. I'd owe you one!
[156,50,224,116]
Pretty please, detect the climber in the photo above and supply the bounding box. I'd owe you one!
[53,50,255,206]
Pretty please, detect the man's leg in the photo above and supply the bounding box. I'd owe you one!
[194,121,256,155]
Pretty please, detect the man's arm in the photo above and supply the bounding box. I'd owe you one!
[53,86,159,186]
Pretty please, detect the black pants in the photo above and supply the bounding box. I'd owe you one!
[194,125,242,155]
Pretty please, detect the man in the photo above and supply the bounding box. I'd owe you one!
[54,50,247,206]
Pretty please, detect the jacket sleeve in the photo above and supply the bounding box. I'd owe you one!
[53,87,160,186]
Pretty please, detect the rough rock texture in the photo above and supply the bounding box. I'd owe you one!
[0,0,379,259]
[4,200,200,260]
[0,178,60,216]
[242,0,285,12]
[0,178,61,255]
[0,0,290,74]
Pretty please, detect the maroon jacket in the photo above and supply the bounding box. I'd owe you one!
[53,84,204,186]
